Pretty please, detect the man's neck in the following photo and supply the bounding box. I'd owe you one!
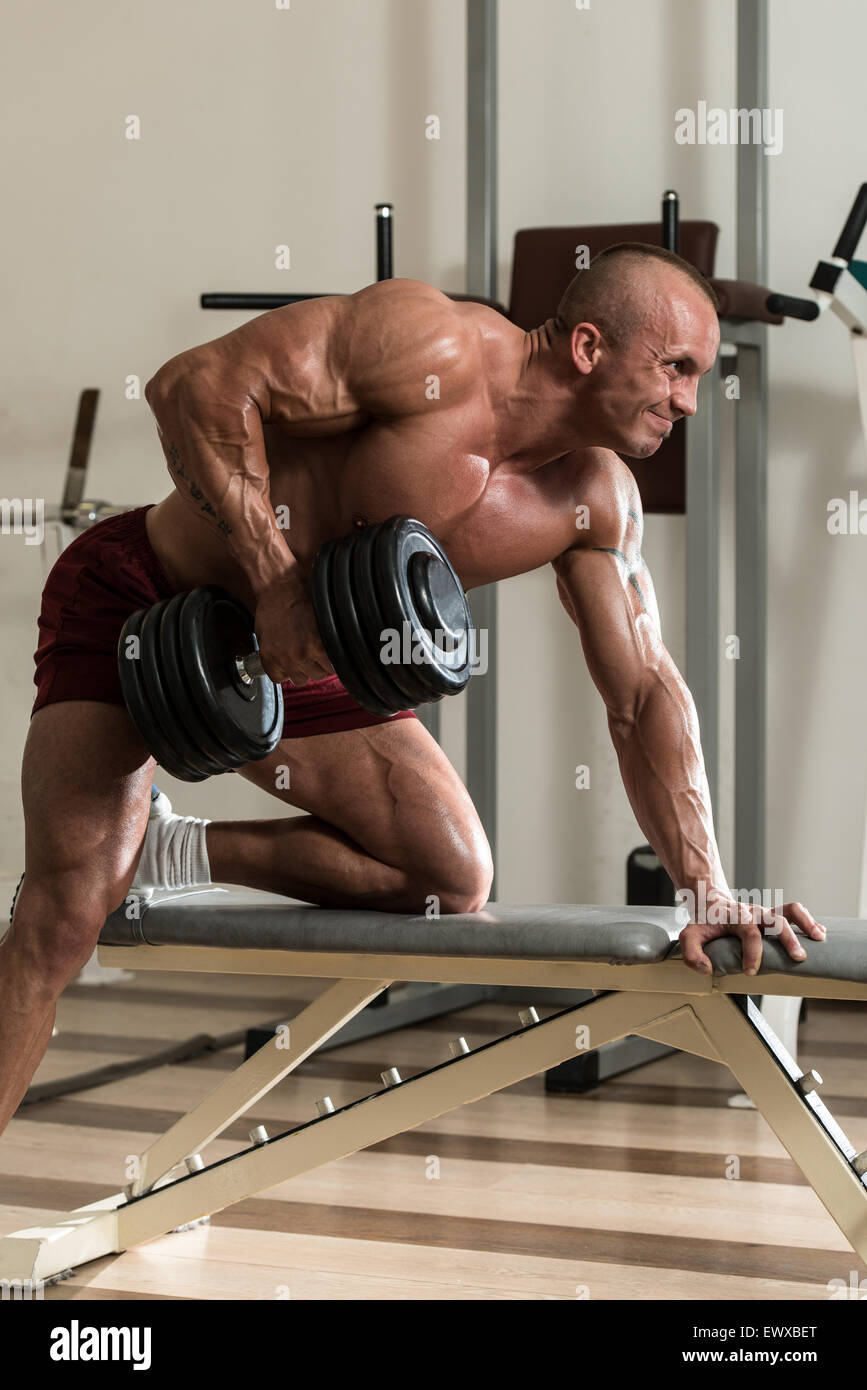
[492,318,589,465]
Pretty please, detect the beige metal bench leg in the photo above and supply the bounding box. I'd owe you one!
[692,992,867,1262]
[727,994,803,1110]
[130,975,391,1196]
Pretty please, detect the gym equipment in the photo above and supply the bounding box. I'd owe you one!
[310,514,473,718]
[661,188,679,253]
[41,388,132,532]
[1,891,865,1286]
[118,587,283,783]
[757,183,867,327]
[117,516,473,780]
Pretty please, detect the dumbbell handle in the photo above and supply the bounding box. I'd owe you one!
[234,651,267,685]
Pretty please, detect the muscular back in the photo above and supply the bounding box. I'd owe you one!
[144,277,634,607]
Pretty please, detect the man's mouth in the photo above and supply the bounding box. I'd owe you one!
[647,409,673,431]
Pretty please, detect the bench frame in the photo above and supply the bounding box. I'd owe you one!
[2,942,866,1286]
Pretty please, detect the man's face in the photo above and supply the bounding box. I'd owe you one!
[576,280,720,459]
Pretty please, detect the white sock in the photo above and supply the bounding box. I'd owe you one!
[132,788,212,891]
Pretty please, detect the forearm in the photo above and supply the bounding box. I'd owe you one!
[609,664,729,900]
[146,363,299,596]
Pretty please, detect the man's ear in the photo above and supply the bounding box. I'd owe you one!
[571,322,603,376]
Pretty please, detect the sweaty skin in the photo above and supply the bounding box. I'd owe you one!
[143,270,825,973]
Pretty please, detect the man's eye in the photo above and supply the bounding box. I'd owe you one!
[667,360,682,371]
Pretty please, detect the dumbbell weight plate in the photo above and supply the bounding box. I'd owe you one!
[144,597,229,779]
[404,521,473,692]
[354,521,435,707]
[117,606,209,782]
[177,588,283,765]
[374,517,473,700]
[311,538,395,717]
[158,591,246,777]
[333,530,411,717]
[343,525,421,712]
[407,545,473,699]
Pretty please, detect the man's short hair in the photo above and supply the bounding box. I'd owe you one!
[555,242,720,348]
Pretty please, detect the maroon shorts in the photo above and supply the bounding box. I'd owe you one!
[32,505,417,740]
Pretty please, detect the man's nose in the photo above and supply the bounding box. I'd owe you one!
[670,378,699,418]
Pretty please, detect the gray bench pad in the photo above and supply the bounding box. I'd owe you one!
[704,919,867,982]
[99,892,867,980]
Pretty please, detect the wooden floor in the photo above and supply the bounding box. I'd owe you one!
[2,963,866,1301]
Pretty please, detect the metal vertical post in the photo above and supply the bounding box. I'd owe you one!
[734,0,768,890]
[736,0,768,288]
[467,0,497,295]
[685,363,721,813]
[465,0,498,885]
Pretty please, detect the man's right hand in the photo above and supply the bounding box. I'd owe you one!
[253,574,334,687]
[677,889,825,977]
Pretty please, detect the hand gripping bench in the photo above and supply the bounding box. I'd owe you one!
[2,892,866,1285]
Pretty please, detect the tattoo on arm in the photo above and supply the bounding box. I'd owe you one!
[595,546,648,614]
[590,505,648,610]
[167,442,233,539]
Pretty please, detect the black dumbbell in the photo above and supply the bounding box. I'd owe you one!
[118,587,283,782]
[117,515,473,781]
[311,515,473,717]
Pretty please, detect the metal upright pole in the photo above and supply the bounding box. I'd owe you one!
[734,0,768,891]
[736,1,768,289]
[465,0,498,887]
[685,366,721,814]
[467,0,497,295]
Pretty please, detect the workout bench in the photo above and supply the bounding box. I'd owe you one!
[2,890,866,1285]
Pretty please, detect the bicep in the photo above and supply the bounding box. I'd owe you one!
[553,544,665,723]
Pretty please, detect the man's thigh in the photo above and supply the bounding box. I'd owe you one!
[237,716,492,876]
[21,701,154,898]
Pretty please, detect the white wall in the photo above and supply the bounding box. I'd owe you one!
[2,0,865,919]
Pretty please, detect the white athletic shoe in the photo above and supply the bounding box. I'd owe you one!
[130,785,173,894]
[131,784,211,894]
